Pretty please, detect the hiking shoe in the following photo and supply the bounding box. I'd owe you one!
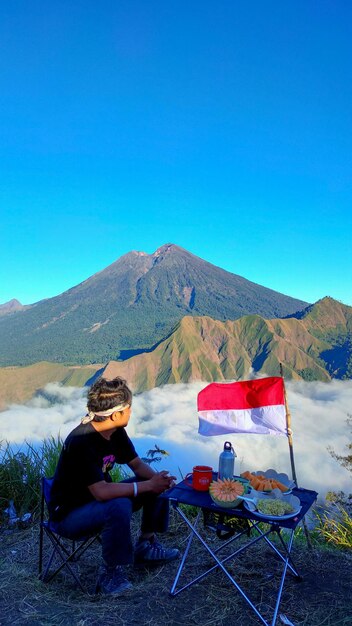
[134,538,180,565]
[95,566,133,595]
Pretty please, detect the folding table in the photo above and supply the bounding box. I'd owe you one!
[163,477,317,626]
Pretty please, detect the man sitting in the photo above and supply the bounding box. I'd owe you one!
[50,376,179,595]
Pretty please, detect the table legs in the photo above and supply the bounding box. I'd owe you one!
[170,505,302,626]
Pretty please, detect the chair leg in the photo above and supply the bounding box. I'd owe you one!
[39,477,98,594]
[38,481,45,576]
[38,523,44,576]
[40,546,57,582]
[39,528,100,594]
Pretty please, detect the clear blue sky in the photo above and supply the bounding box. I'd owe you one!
[1,1,351,307]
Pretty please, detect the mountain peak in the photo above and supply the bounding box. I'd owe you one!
[316,296,348,307]
[153,243,183,256]
[0,299,24,317]
[116,243,181,263]
[0,298,22,307]
[296,296,352,334]
[130,250,149,257]
[304,295,351,315]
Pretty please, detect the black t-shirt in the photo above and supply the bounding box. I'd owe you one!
[49,422,138,521]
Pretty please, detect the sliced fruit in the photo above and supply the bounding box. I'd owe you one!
[209,478,245,506]
[240,470,291,493]
[263,479,273,492]
[272,479,290,492]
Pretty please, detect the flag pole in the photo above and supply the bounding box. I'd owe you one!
[280,363,312,549]
[280,363,298,486]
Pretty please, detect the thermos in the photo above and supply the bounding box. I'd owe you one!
[218,441,236,479]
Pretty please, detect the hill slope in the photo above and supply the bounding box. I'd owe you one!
[0,244,307,366]
[0,362,102,410]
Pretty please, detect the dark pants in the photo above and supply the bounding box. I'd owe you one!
[53,479,169,568]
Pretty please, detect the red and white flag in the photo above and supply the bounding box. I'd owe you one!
[198,377,287,437]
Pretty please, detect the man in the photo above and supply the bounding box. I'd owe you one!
[50,376,179,595]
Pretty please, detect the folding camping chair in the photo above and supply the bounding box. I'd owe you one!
[38,477,101,594]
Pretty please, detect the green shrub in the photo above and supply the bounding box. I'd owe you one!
[0,436,64,520]
[317,505,352,549]
[40,435,64,477]
[321,414,352,549]
[110,464,129,482]
[0,441,41,518]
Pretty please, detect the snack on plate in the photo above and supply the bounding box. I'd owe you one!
[256,499,294,517]
[209,478,245,508]
[241,471,290,493]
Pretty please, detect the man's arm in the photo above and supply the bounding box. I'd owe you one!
[88,455,175,502]
[129,456,176,486]
[88,479,145,501]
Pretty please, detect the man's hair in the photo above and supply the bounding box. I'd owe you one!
[87,377,132,421]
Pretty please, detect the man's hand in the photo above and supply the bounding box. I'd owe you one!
[148,470,177,494]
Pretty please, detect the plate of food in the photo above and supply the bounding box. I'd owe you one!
[243,493,301,520]
[241,469,295,494]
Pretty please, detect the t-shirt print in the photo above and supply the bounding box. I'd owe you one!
[102,454,116,473]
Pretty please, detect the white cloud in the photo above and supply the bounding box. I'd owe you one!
[1,380,352,499]
[1,384,87,442]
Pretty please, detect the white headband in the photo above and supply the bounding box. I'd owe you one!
[81,403,130,424]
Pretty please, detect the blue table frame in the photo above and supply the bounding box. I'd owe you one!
[162,478,317,626]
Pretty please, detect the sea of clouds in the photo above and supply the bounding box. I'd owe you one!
[1,380,351,500]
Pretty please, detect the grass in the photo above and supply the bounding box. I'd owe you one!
[0,437,64,520]
[317,506,352,550]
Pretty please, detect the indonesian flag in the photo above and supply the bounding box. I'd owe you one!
[198,377,287,437]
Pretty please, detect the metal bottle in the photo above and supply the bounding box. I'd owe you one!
[218,441,236,479]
